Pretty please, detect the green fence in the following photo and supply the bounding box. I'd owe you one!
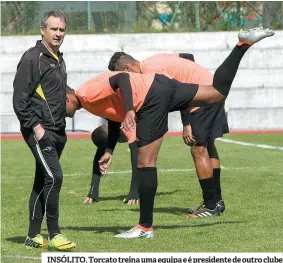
[1,1,283,35]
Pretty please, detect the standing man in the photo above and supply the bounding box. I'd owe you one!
[13,11,75,250]
[108,51,228,217]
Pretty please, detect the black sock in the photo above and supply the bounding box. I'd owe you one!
[28,219,42,238]
[88,148,105,200]
[138,167,157,228]
[199,178,216,210]
[127,142,139,199]
[88,173,101,201]
[213,44,250,97]
[93,148,105,175]
[47,220,60,239]
[213,168,222,202]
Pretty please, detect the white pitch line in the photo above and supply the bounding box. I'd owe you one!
[108,170,131,174]
[1,166,268,180]
[217,138,283,151]
[63,166,249,177]
[1,255,40,260]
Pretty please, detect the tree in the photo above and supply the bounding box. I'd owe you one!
[1,2,39,34]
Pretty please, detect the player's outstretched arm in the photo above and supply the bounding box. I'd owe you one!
[178,52,196,145]
[109,72,136,132]
[180,108,195,146]
[99,120,120,174]
[105,120,120,155]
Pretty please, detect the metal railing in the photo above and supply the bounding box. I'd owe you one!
[1,1,282,35]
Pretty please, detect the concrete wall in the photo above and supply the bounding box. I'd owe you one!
[1,31,283,133]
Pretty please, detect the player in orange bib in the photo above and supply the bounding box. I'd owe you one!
[108,51,228,216]
[65,27,274,238]
[84,118,139,205]
[84,54,196,205]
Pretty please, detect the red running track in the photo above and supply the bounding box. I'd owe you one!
[1,130,283,140]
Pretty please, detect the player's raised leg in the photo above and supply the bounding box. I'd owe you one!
[192,26,275,106]
[115,26,275,238]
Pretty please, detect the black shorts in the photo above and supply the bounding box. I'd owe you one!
[190,103,229,144]
[136,74,198,147]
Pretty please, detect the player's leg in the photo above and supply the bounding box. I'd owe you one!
[124,141,139,204]
[184,106,220,217]
[206,103,228,212]
[187,141,225,217]
[188,144,220,216]
[187,103,228,216]
[85,125,108,203]
[117,129,139,204]
[115,75,173,238]
[114,137,163,239]
[191,40,255,105]
[191,27,275,106]
[207,139,225,212]
[86,148,105,203]
[168,27,275,115]
[137,136,163,225]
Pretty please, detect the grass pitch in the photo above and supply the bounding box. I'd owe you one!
[1,134,283,262]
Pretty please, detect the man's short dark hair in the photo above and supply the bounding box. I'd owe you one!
[108,52,127,71]
[66,85,74,95]
[41,10,67,29]
[108,52,135,71]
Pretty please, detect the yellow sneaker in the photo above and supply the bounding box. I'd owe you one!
[48,234,76,251]
[24,234,44,248]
